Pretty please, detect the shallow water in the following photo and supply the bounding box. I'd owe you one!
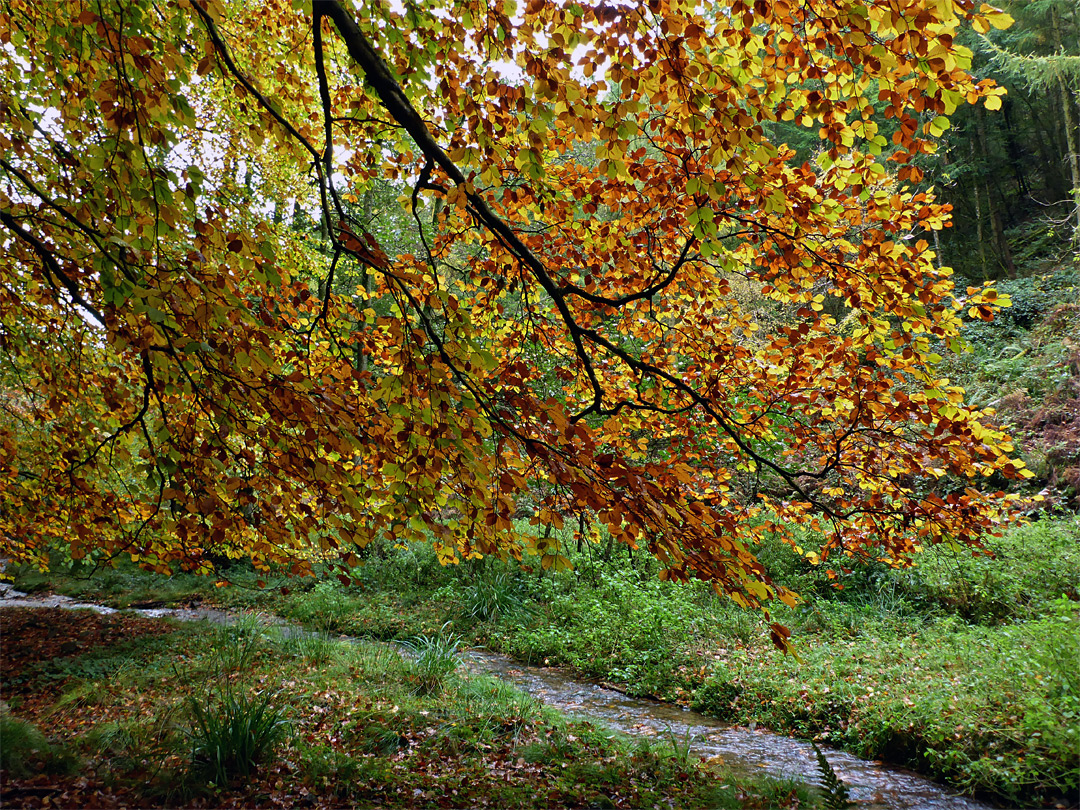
[461,649,991,810]
[0,584,992,809]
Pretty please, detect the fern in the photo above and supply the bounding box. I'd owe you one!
[811,742,854,810]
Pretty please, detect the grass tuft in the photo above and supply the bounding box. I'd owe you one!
[401,622,463,695]
[185,686,288,785]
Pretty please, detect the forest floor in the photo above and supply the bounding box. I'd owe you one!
[8,514,1079,808]
[0,603,820,810]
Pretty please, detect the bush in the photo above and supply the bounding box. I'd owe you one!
[690,670,741,721]
[913,516,1080,622]
[686,603,1080,805]
[499,567,706,698]
[351,537,452,593]
[278,579,439,640]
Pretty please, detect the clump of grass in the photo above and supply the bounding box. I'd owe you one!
[1,714,53,776]
[451,676,546,744]
[275,627,339,664]
[278,581,350,631]
[85,710,181,782]
[401,622,462,695]
[662,724,697,769]
[460,569,532,623]
[0,713,78,777]
[205,613,269,675]
[350,637,410,678]
[185,686,288,785]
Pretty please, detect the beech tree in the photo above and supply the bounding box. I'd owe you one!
[0,0,1030,646]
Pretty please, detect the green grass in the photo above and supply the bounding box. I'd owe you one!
[0,712,79,778]
[275,578,449,640]
[186,684,288,785]
[912,517,1080,622]
[2,610,819,808]
[400,622,464,695]
[8,555,275,610]
[264,516,1075,806]
[692,603,1079,802]
[8,515,1078,805]
[472,518,1078,805]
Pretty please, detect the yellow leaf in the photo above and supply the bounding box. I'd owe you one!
[982,6,1014,29]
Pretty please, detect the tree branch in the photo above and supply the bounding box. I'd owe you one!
[0,211,105,325]
[312,0,854,514]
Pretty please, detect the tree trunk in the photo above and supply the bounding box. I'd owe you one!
[1019,93,1069,203]
[975,106,1016,276]
[1052,4,1080,241]
[1001,98,1029,198]
[974,181,988,278]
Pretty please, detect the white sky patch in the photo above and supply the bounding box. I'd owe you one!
[2,41,30,73]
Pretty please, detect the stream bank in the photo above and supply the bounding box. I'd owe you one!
[0,584,992,809]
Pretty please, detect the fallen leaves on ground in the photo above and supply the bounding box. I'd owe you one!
[1,607,175,683]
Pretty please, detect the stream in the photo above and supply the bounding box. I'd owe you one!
[0,584,992,810]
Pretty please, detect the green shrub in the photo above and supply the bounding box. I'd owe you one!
[913,516,1080,622]
[500,566,704,697]
[691,670,741,721]
[278,579,438,640]
[351,537,451,592]
[687,603,1080,804]
[755,515,1080,625]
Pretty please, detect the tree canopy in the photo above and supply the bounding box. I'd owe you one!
[0,0,1032,645]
